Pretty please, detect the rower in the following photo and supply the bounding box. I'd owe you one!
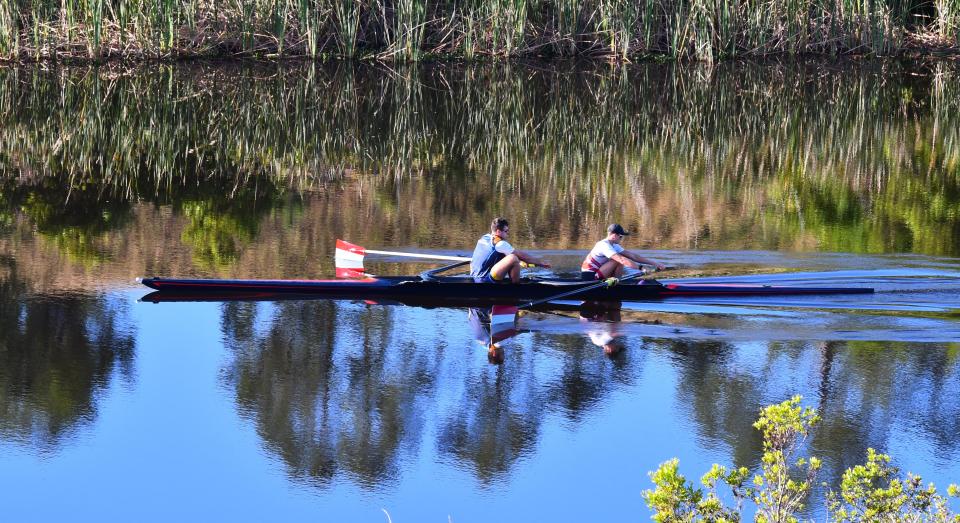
[470,217,551,283]
[581,224,665,281]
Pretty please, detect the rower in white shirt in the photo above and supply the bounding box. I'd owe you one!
[580,224,665,280]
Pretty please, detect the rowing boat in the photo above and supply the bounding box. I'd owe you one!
[138,273,873,303]
[140,239,874,303]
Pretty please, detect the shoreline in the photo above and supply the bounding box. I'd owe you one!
[1,45,958,66]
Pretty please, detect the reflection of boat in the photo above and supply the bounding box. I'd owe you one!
[138,290,598,314]
[138,275,873,303]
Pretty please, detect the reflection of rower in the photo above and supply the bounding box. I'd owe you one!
[579,302,623,357]
[467,305,520,364]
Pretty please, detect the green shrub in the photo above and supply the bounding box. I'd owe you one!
[644,395,959,522]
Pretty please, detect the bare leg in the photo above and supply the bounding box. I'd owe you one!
[491,254,522,283]
[597,259,624,279]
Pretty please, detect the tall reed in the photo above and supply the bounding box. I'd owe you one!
[3,0,958,61]
[0,0,17,59]
[935,0,960,45]
[382,0,427,61]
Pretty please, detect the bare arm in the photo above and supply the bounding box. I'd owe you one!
[514,249,552,268]
[610,253,640,269]
[622,250,666,271]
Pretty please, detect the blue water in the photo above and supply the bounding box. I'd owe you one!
[2,260,958,520]
[2,58,960,522]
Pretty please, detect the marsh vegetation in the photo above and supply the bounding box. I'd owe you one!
[1,0,958,62]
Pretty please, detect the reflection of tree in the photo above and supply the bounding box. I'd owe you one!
[0,176,132,265]
[0,161,286,277]
[215,298,960,494]
[436,362,542,484]
[660,339,766,468]
[176,182,283,270]
[436,329,635,482]
[810,341,960,485]
[0,258,135,447]
[222,300,339,483]
[218,301,639,487]
[540,333,633,422]
[221,300,436,487]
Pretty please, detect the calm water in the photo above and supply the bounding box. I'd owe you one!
[1,60,959,521]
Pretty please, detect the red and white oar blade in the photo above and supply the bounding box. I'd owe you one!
[336,239,366,263]
[335,239,366,275]
[490,305,519,343]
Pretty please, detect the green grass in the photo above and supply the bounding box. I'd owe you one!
[0,0,958,62]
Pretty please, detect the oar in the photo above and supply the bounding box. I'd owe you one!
[336,239,470,264]
[519,270,653,309]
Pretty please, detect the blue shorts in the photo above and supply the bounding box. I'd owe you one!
[474,273,506,283]
[581,270,602,281]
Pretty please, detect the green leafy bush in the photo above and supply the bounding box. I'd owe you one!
[644,395,959,522]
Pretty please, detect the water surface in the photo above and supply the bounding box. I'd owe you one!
[1,59,958,521]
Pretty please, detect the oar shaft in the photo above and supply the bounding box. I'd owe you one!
[363,249,470,262]
[520,271,648,309]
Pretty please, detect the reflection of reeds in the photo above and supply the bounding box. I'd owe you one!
[1,0,958,62]
[0,60,958,256]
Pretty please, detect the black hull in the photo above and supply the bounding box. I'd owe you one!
[138,276,874,303]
